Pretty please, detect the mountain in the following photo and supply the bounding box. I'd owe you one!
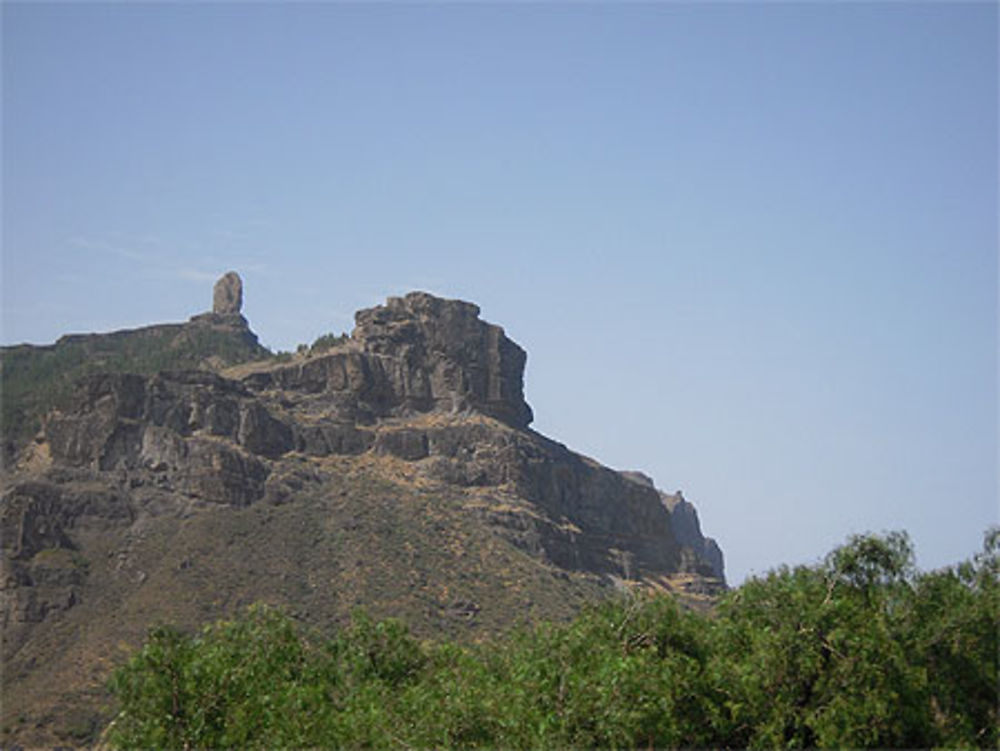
[0,274,723,747]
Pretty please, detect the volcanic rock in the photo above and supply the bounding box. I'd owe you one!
[660,490,725,580]
[213,271,243,315]
[244,292,533,430]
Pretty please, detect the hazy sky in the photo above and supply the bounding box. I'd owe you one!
[3,2,996,585]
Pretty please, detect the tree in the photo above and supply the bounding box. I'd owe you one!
[107,605,334,749]
[898,526,999,747]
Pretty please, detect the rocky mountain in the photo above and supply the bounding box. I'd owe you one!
[0,274,723,747]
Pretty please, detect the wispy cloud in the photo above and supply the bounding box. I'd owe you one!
[175,268,220,283]
[67,231,270,287]
[70,236,149,262]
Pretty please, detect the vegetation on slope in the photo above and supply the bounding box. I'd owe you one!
[107,528,998,749]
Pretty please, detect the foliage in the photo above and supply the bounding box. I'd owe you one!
[310,332,349,354]
[710,532,928,748]
[108,529,999,749]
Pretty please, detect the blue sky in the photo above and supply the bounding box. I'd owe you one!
[3,2,996,585]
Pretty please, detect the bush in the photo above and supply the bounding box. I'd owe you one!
[310,332,348,354]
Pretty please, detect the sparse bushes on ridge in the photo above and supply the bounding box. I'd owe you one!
[107,529,999,749]
[310,332,349,353]
[271,333,348,363]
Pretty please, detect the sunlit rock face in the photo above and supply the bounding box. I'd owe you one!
[213,271,243,316]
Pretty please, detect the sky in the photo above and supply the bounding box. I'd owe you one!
[2,2,996,585]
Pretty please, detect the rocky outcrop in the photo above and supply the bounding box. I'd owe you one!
[187,272,257,336]
[28,290,723,581]
[44,372,277,506]
[660,490,725,580]
[1,273,272,467]
[353,293,533,429]
[621,473,724,580]
[361,421,688,579]
[34,369,718,581]
[24,288,724,580]
[213,272,243,315]
[1,476,133,656]
[245,292,533,430]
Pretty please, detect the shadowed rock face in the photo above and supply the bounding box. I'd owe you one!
[43,372,276,505]
[661,491,725,581]
[619,472,724,580]
[1,287,725,748]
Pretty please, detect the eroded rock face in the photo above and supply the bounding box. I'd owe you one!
[1,478,133,655]
[213,272,243,315]
[243,292,534,430]
[660,490,726,580]
[44,372,278,506]
[31,290,724,583]
[352,292,533,429]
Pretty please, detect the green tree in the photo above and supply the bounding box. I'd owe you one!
[108,605,335,749]
[106,625,194,749]
[708,530,995,749]
[899,526,999,747]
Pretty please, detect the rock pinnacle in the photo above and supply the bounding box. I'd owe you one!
[213,272,243,315]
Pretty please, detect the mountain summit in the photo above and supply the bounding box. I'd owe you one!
[1,273,723,746]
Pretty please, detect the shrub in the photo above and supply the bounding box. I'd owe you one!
[310,332,348,354]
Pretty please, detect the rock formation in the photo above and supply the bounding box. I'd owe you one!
[621,473,725,580]
[186,271,259,344]
[659,491,725,580]
[243,292,532,430]
[213,271,243,315]
[1,280,724,747]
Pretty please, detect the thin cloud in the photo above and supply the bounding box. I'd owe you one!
[176,269,220,283]
[68,233,268,286]
[69,236,149,262]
